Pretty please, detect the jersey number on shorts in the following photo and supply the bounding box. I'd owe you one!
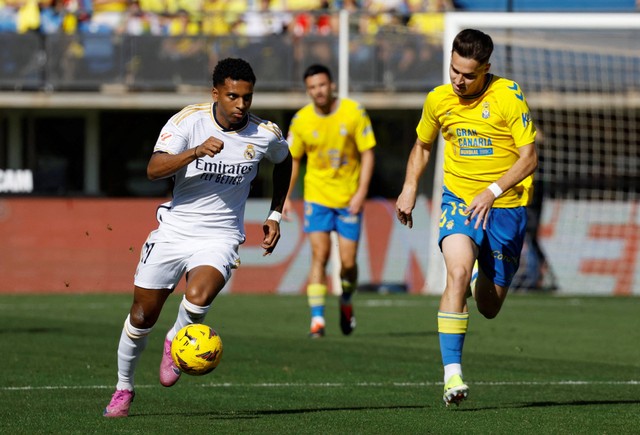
[141,242,155,264]
[439,201,469,228]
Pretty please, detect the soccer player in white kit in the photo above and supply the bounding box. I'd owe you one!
[104,58,292,418]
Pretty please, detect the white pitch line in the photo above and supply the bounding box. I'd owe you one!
[2,380,639,392]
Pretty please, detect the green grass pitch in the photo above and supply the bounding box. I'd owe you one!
[1,293,639,434]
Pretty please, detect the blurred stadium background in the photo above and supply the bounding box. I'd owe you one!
[0,0,638,295]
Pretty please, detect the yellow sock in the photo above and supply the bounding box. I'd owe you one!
[437,311,469,367]
[307,283,327,318]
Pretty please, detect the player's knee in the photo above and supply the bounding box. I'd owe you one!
[448,265,472,289]
[184,287,218,307]
[341,261,357,277]
[129,304,159,329]
[311,249,331,265]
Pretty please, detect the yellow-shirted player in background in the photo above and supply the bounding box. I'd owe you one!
[284,64,376,338]
[396,29,538,406]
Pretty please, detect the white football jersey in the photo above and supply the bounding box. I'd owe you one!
[152,103,289,242]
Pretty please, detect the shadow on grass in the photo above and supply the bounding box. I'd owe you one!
[457,399,640,412]
[0,327,64,334]
[343,331,436,338]
[386,331,438,337]
[138,404,428,419]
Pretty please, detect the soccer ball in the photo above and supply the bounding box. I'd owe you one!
[170,324,223,376]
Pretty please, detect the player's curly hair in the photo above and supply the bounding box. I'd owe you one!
[212,58,256,87]
[452,29,494,66]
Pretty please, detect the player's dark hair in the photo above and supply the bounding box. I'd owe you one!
[303,64,332,82]
[212,58,256,87]
[452,29,493,65]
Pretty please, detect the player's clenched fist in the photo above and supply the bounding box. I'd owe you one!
[195,136,224,158]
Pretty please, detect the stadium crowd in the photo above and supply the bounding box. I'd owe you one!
[0,0,455,37]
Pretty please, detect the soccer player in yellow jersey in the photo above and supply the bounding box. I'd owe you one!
[396,29,538,406]
[284,64,376,338]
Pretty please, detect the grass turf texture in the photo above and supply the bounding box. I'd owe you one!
[1,293,639,434]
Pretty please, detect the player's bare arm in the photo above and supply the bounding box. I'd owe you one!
[262,152,293,256]
[465,142,538,230]
[396,138,433,229]
[282,156,301,222]
[147,136,224,180]
[348,148,375,215]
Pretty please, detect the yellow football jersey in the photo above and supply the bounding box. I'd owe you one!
[417,75,537,208]
[287,98,376,208]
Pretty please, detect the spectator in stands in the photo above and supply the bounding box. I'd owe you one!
[137,0,170,16]
[286,0,329,36]
[201,0,245,36]
[315,0,332,35]
[361,0,410,33]
[39,0,63,33]
[0,0,19,32]
[239,0,291,37]
[286,0,324,9]
[90,0,129,33]
[121,0,160,35]
[333,0,361,9]
[407,0,455,43]
[61,0,92,33]
[165,7,199,34]
[289,10,314,36]
[172,0,202,27]
[16,0,40,33]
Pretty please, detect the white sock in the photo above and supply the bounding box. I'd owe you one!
[116,315,152,391]
[444,363,463,384]
[166,295,211,342]
[311,315,325,326]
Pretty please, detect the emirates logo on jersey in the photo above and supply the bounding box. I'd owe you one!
[244,145,256,160]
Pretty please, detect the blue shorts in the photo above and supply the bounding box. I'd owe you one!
[438,187,527,287]
[304,202,362,242]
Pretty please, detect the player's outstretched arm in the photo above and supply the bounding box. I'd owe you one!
[262,151,293,256]
[396,138,432,229]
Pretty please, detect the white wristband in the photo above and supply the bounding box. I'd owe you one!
[267,210,282,224]
[488,182,503,198]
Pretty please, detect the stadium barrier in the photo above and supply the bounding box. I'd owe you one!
[0,197,637,295]
[0,31,442,93]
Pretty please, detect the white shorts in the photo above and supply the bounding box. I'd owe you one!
[134,229,241,290]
